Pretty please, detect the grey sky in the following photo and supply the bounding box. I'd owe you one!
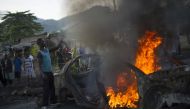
[0,0,67,20]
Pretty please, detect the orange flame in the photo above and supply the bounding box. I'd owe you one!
[135,31,162,74]
[107,73,139,108]
[106,31,163,108]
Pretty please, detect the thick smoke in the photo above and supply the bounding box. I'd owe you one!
[63,0,190,86]
[63,0,144,86]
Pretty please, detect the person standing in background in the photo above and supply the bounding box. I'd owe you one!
[24,48,35,87]
[0,61,6,87]
[56,47,72,70]
[1,54,13,85]
[14,51,22,82]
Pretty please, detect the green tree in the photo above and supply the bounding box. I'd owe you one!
[0,11,43,42]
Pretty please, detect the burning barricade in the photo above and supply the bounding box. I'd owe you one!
[106,31,190,109]
[56,30,190,109]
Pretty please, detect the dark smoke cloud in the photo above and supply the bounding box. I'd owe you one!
[63,0,190,86]
[62,0,141,86]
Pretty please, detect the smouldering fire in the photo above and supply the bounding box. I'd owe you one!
[106,31,163,108]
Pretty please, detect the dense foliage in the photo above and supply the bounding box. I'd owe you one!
[0,11,43,42]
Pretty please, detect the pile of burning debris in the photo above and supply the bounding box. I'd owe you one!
[106,31,162,109]
[105,31,190,109]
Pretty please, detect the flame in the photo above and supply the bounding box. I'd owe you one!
[106,31,163,108]
[107,73,139,108]
[135,31,162,74]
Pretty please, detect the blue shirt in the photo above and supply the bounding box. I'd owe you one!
[14,57,22,72]
[39,49,52,73]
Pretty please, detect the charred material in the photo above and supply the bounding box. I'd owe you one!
[133,65,190,109]
[57,54,107,109]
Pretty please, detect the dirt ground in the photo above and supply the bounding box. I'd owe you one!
[0,101,87,109]
[0,76,88,109]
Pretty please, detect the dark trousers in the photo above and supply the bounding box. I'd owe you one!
[15,71,21,79]
[42,72,57,106]
[0,71,6,86]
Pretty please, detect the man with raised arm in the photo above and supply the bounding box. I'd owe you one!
[37,37,62,109]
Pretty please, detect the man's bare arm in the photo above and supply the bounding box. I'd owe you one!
[49,40,66,52]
